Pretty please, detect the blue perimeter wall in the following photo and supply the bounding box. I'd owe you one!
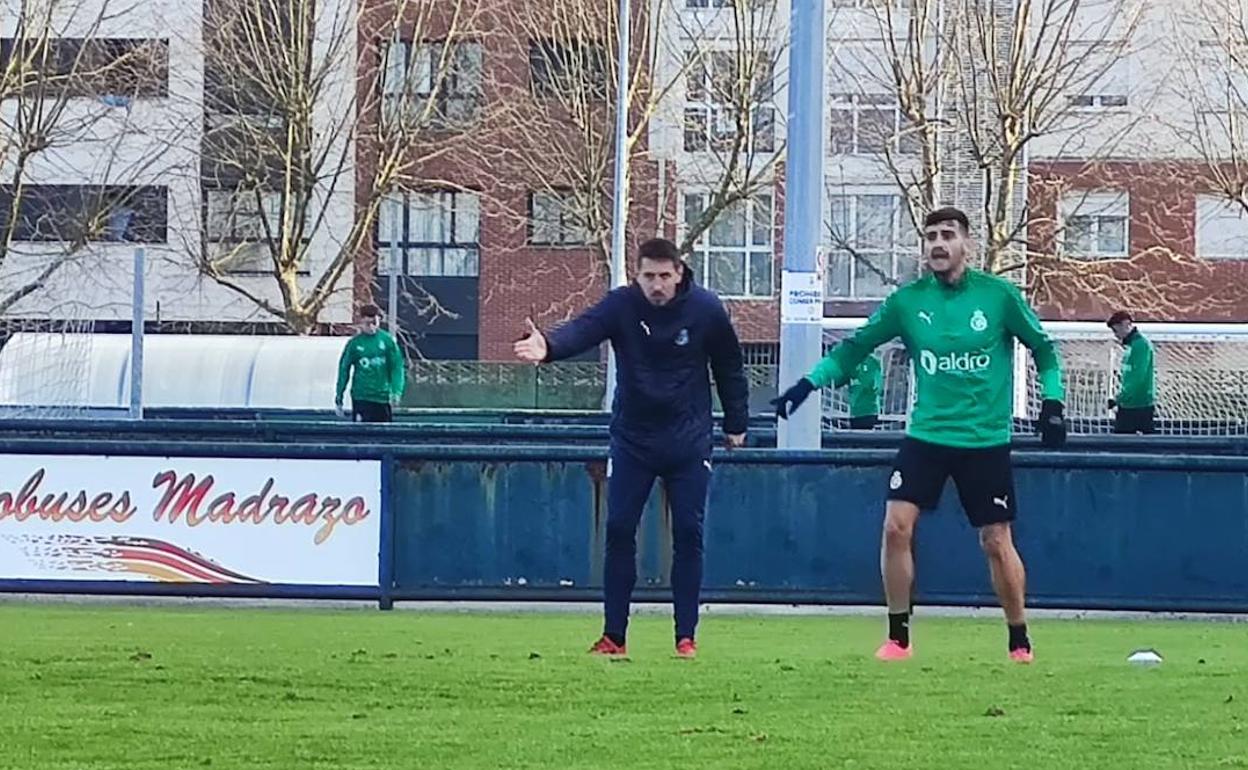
[1,420,1246,612]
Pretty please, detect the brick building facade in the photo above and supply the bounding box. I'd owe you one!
[1028,160,1248,322]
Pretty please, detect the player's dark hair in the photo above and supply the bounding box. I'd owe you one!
[924,207,971,233]
[359,304,381,319]
[1106,310,1133,327]
[637,238,682,268]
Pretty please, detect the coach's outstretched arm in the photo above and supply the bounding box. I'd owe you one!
[707,299,749,446]
[514,296,619,364]
[1004,284,1067,448]
[771,295,901,419]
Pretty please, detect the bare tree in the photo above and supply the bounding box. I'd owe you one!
[824,0,1162,302]
[1,0,171,317]
[476,0,663,287]
[174,0,483,334]
[666,0,787,258]
[824,0,956,297]
[473,0,783,310]
[1176,0,1248,214]
[952,0,1143,274]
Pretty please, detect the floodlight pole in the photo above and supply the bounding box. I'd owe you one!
[604,0,631,413]
[777,0,826,449]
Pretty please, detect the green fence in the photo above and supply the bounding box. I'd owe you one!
[403,361,779,411]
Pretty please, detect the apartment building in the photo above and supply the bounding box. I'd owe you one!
[0,0,354,332]
[1027,0,1248,321]
[8,0,1248,364]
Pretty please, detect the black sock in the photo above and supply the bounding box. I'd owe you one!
[1008,623,1030,651]
[888,612,911,647]
[604,632,625,647]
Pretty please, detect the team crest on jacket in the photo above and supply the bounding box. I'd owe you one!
[675,328,690,346]
[970,309,988,332]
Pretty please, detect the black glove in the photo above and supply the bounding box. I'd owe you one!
[771,378,816,420]
[1037,399,1067,448]
[1107,398,1117,410]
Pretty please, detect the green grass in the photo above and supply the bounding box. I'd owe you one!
[0,603,1245,770]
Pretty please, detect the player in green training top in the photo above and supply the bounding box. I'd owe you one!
[335,304,406,423]
[1106,310,1156,434]
[771,207,1068,664]
[846,354,883,430]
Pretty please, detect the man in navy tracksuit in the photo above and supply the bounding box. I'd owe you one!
[514,238,749,658]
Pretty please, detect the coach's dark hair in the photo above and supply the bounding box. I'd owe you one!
[359,303,382,319]
[1106,310,1133,328]
[924,206,971,233]
[637,238,682,268]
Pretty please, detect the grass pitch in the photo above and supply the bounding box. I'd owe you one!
[0,603,1244,770]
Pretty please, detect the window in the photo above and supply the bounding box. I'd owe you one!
[1195,195,1248,259]
[826,193,915,299]
[528,190,588,246]
[1066,42,1129,109]
[0,185,166,243]
[0,38,169,99]
[204,190,283,272]
[1197,40,1248,109]
[529,40,607,100]
[202,0,305,118]
[684,49,776,153]
[829,93,916,156]
[1059,191,1128,258]
[377,190,481,276]
[684,192,774,298]
[381,40,483,130]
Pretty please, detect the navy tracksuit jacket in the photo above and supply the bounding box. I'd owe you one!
[544,270,749,641]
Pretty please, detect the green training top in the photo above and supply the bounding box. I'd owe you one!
[808,270,1065,448]
[847,355,883,418]
[336,330,406,406]
[1116,331,1155,408]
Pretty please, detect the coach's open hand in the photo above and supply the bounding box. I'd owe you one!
[724,433,746,449]
[1037,399,1067,448]
[513,318,548,363]
[771,378,816,420]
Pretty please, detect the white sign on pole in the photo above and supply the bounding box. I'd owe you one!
[780,270,825,325]
[0,455,382,586]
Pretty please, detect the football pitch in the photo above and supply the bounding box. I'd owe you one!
[0,603,1244,770]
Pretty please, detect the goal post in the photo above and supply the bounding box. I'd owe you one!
[820,318,1248,436]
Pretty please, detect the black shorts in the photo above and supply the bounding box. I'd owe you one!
[886,437,1016,528]
[849,415,879,430]
[352,400,393,423]
[1114,406,1155,434]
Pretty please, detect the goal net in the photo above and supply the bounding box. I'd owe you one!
[821,319,1248,436]
[0,319,109,418]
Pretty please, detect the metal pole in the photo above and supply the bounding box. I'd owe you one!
[388,198,400,335]
[129,247,145,419]
[603,0,631,413]
[777,0,826,449]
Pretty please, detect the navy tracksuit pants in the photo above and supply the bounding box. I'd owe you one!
[604,439,712,642]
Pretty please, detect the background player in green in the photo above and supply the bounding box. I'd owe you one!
[846,353,882,430]
[335,304,405,423]
[1106,310,1156,434]
[772,207,1068,664]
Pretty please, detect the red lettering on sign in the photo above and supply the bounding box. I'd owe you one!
[0,469,135,523]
